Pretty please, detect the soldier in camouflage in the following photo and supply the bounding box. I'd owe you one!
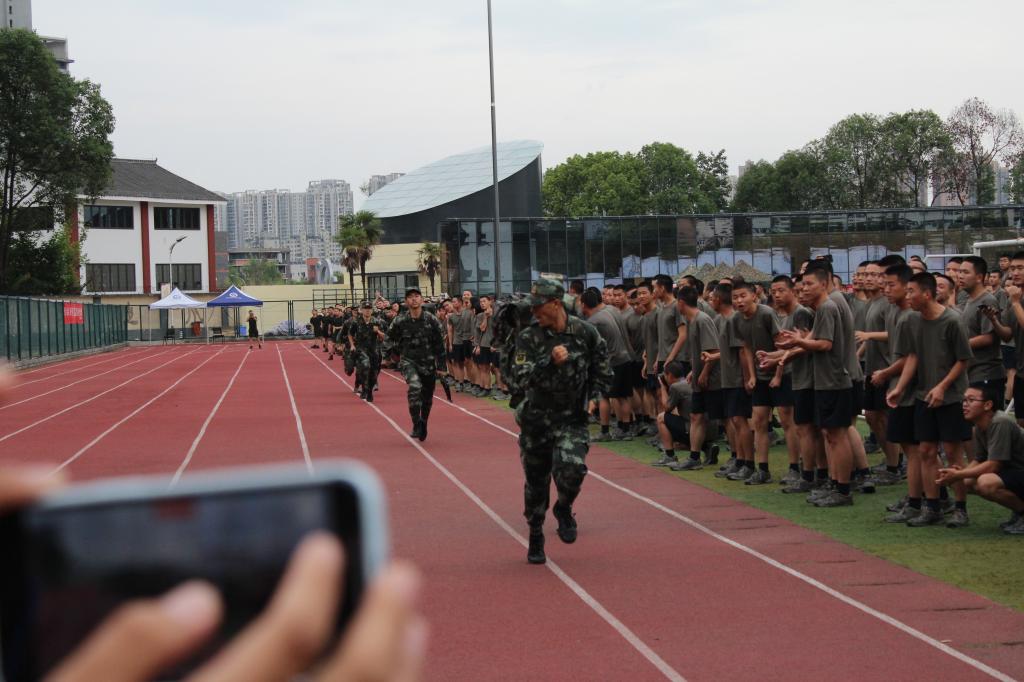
[386,288,448,441]
[349,301,385,402]
[508,277,613,565]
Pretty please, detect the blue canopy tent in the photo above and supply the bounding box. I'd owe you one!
[204,285,263,342]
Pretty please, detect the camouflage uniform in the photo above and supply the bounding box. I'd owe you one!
[508,279,613,529]
[386,309,447,427]
[350,314,383,393]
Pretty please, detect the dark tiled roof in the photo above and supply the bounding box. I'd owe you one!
[97,159,225,203]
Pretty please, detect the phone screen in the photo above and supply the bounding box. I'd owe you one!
[1,481,366,681]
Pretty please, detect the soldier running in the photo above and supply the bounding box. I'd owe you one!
[386,288,448,441]
[349,301,385,403]
[508,277,613,565]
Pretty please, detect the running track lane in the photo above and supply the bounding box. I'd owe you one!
[363,366,1024,681]
[10,347,151,389]
[281,343,666,681]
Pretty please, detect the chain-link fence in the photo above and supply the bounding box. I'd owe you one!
[1,296,128,363]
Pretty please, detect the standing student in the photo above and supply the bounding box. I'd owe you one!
[246,310,261,350]
[989,251,1024,426]
[855,260,899,479]
[778,265,855,507]
[711,283,754,480]
[958,256,1007,408]
[309,308,321,348]
[653,274,687,381]
[769,275,809,485]
[636,282,661,435]
[891,272,973,527]
[580,288,635,441]
[730,281,785,485]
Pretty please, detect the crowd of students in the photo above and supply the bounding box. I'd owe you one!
[557,254,1024,534]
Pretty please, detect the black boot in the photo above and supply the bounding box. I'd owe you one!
[527,528,546,564]
[552,503,577,544]
[409,419,422,440]
[418,417,428,442]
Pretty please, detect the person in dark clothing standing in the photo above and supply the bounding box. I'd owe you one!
[310,309,322,348]
[247,310,261,350]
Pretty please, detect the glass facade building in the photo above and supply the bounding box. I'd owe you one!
[440,206,1024,294]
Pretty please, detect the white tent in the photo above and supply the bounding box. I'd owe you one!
[149,287,206,309]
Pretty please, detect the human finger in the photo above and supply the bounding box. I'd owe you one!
[0,465,66,511]
[47,582,222,682]
[190,532,344,682]
[318,561,424,682]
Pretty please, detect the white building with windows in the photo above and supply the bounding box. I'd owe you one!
[75,159,227,295]
[5,0,72,71]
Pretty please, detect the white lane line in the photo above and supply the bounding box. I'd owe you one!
[0,349,200,444]
[169,349,252,487]
[13,349,149,388]
[52,349,227,475]
[378,370,1015,682]
[1,349,172,410]
[14,346,137,376]
[308,349,685,682]
[277,345,313,475]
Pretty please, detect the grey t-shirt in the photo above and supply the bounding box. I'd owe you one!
[587,306,631,367]
[830,290,863,382]
[731,304,781,381]
[811,298,852,391]
[688,310,722,392]
[641,306,660,374]
[912,307,973,405]
[961,291,1005,383]
[623,307,644,359]
[1000,302,1024,373]
[849,295,869,333]
[698,298,716,318]
[956,289,969,309]
[665,378,693,419]
[656,300,685,363]
[863,296,892,374]
[780,305,812,385]
[887,306,919,408]
[477,312,495,347]
[994,289,1014,348]
[716,312,743,389]
[974,411,1024,472]
[610,306,639,361]
[455,308,476,342]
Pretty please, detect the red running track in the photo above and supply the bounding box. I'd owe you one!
[4,342,1024,681]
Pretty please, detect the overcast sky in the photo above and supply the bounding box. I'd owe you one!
[35,0,1024,207]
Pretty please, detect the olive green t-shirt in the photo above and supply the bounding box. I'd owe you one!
[811,298,852,391]
[830,290,863,382]
[716,312,743,389]
[961,291,1005,383]
[656,301,685,363]
[912,307,973,405]
[785,305,814,390]
[887,306,919,408]
[688,310,722,392]
[730,304,780,381]
[974,411,1024,472]
[863,296,892,374]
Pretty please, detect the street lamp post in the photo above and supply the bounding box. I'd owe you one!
[487,0,501,296]
[169,235,189,290]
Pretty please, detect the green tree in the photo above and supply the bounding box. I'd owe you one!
[340,250,359,301]
[228,259,283,287]
[636,142,708,213]
[820,114,887,208]
[0,29,115,290]
[541,151,645,216]
[731,160,779,212]
[5,224,80,294]
[416,241,442,296]
[879,109,952,207]
[695,149,731,212]
[1008,155,1024,203]
[946,97,1024,205]
[336,210,383,295]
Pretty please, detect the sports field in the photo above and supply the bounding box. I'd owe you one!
[4,342,1024,681]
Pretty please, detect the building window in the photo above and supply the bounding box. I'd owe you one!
[83,204,134,229]
[365,272,419,298]
[153,207,201,230]
[86,264,136,292]
[156,263,202,290]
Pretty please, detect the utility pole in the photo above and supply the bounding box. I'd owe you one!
[487,0,501,296]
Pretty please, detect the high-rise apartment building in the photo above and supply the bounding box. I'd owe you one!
[367,173,404,196]
[221,180,353,274]
[4,0,72,71]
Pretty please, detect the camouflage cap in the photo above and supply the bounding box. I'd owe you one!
[359,300,372,309]
[528,276,565,306]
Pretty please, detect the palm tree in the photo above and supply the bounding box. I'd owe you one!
[416,242,442,296]
[336,210,383,295]
[340,248,360,302]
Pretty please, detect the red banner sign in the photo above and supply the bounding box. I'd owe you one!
[64,302,84,325]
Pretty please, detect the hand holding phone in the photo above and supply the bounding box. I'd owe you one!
[1,462,424,682]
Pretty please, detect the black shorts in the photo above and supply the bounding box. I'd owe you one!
[1002,345,1017,371]
[722,387,752,419]
[1014,376,1024,419]
[609,362,633,399]
[473,347,493,366]
[248,329,259,339]
[849,380,864,419]
[862,380,889,412]
[751,375,794,407]
[914,400,972,443]
[814,388,852,429]
[646,373,660,393]
[452,341,474,363]
[679,361,692,377]
[793,388,816,425]
[970,379,1006,411]
[886,405,918,444]
[630,360,646,391]
[997,469,1024,502]
[664,412,689,443]
[692,389,724,420]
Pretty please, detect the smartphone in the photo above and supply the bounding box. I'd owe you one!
[0,461,388,681]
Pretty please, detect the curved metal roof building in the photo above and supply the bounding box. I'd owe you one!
[364,140,543,244]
